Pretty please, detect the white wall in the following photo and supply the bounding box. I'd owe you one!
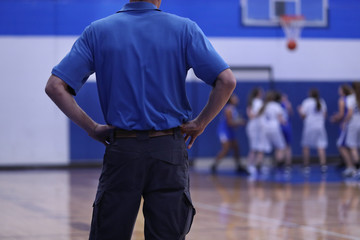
[0,36,359,165]
[0,36,76,165]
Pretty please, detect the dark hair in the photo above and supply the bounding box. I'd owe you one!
[352,82,360,107]
[247,88,261,107]
[258,90,276,115]
[340,84,352,96]
[309,88,321,111]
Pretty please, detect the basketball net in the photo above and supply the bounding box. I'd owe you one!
[280,15,305,50]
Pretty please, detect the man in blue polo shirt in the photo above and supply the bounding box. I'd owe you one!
[45,0,236,239]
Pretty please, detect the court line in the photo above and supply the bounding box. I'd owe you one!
[195,202,360,240]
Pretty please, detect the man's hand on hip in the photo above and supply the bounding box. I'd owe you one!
[180,119,205,149]
[89,124,115,146]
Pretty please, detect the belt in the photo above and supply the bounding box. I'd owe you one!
[114,128,175,138]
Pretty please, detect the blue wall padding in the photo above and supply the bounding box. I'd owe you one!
[70,81,346,162]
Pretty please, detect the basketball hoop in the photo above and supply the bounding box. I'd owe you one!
[280,15,305,51]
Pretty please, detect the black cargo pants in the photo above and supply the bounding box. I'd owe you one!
[89,128,195,240]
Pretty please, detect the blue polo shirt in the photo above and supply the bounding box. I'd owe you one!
[52,2,229,130]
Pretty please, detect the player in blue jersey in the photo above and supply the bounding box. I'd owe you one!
[45,0,236,239]
[211,94,246,174]
[276,92,293,173]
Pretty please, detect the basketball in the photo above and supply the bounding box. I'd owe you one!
[287,40,297,50]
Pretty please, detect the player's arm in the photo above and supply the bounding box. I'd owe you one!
[45,75,114,145]
[330,98,345,122]
[181,68,236,149]
[297,105,306,119]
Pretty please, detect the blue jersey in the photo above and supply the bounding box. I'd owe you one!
[52,2,229,130]
[217,105,238,141]
[280,101,292,144]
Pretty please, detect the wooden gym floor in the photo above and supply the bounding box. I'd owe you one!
[0,165,359,240]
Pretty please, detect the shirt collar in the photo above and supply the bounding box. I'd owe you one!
[118,2,160,12]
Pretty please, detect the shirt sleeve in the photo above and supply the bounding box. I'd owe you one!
[185,21,229,86]
[51,25,95,95]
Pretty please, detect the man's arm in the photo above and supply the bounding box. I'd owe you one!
[180,68,236,149]
[45,75,114,145]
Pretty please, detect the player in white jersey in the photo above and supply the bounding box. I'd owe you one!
[330,84,355,177]
[298,89,328,173]
[246,88,265,177]
[258,91,286,171]
[339,82,360,179]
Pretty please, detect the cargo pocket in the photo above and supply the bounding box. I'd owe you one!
[89,191,105,240]
[180,190,196,239]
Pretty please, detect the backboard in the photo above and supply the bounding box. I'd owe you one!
[241,0,328,27]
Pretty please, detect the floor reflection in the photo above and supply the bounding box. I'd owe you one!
[0,168,359,240]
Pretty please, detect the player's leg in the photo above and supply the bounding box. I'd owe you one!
[212,141,231,173]
[302,146,310,172]
[317,147,327,172]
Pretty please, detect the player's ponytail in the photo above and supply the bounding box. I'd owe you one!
[309,89,321,111]
[352,82,360,107]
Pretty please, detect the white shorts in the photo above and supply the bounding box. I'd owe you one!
[246,119,267,152]
[301,127,328,149]
[344,120,360,148]
[263,127,286,153]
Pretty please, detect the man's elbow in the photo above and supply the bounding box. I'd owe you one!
[45,75,67,98]
[218,69,236,91]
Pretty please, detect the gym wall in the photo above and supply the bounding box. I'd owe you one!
[0,0,359,165]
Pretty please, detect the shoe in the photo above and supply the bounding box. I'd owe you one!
[236,165,249,175]
[342,168,356,178]
[321,165,327,173]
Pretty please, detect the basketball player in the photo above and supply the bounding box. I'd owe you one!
[298,89,328,173]
[45,0,236,239]
[277,92,294,172]
[258,91,286,172]
[246,88,265,177]
[338,82,360,179]
[211,94,246,174]
[330,84,354,177]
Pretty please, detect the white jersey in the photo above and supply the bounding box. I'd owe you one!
[261,101,284,129]
[346,94,360,122]
[249,98,263,117]
[300,97,328,148]
[260,101,286,151]
[300,97,327,130]
[246,98,267,151]
[344,94,360,148]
